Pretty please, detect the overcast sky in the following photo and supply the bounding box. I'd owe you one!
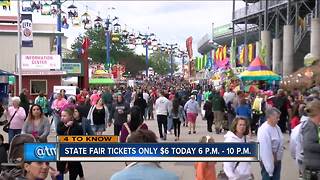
[1,1,245,56]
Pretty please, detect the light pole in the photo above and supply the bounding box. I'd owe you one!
[17,0,22,94]
[166,43,178,77]
[137,32,156,77]
[54,0,68,56]
[103,16,120,70]
[178,50,188,78]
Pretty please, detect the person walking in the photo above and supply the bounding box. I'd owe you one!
[203,95,214,132]
[134,93,147,121]
[302,100,320,180]
[51,93,68,131]
[195,136,216,180]
[111,129,179,180]
[74,106,95,136]
[211,89,227,134]
[155,91,170,140]
[34,91,49,117]
[87,98,109,135]
[272,89,291,133]
[109,95,130,136]
[184,95,201,134]
[169,98,185,141]
[56,108,84,180]
[224,116,252,180]
[4,97,26,143]
[19,88,30,117]
[119,106,148,143]
[257,107,284,180]
[21,104,50,142]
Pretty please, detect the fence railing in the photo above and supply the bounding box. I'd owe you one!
[234,0,288,20]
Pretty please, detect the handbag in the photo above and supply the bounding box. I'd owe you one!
[217,161,240,180]
[3,110,18,133]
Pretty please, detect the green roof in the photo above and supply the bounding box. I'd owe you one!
[89,78,115,85]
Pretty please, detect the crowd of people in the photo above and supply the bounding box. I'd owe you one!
[0,77,319,180]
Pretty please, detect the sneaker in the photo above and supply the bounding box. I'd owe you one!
[167,130,172,134]
[163,134,167,141]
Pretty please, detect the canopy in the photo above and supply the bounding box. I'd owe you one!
[0,69,14,76]
[89,78,115,85]
[239,57,281,81]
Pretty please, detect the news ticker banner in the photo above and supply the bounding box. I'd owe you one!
[24,142,259,162]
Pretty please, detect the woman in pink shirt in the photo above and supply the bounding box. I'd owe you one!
[90,90,101,105]
[51,93,68,131]
[5,96,26,143]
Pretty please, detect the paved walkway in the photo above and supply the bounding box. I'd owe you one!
[1,115,299,180]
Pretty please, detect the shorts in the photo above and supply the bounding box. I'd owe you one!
[92,124,105,132]
[187,113,197,124]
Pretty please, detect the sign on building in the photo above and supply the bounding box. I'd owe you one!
[21,55,61,70]
[62,63,81,74]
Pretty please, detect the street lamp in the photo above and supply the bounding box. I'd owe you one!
[178,50,188,77]
[166,43,178,77]
[103,14,120,70]
[137,31,156,77]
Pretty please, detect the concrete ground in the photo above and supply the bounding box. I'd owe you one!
[1,115,299,180]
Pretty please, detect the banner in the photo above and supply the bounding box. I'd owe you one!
[186,36,193,59]
[24,142,259,162]
[21,14,33,47]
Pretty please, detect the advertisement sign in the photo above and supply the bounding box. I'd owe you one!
[21,14,33,47]
[21,55,61,70]
[62,63,81,74]
[53,86,77,95]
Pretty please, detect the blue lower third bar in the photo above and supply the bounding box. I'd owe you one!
[59,143,259,162]
[24,143,57,162]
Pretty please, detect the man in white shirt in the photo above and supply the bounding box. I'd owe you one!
[257,107,284,180]
[155,91,170,140]
[223,88,236,105]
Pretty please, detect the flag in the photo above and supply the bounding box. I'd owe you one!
[196,57,201,71]
[222,45,227,60]
[239,45,245,65]
[186,36,193,59]
[248,43,254,62]
[206,51,213,69]
[215,48,219,61]
[230,38,237,68]
[21,14,33,47]
[81,37,90,55]
[203,54,207,69]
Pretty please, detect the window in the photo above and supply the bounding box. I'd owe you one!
[30,80,47,95]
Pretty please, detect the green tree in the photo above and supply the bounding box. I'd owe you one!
[149,51,178,75]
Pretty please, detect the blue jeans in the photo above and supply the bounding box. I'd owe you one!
[261,161,281,180]
[167,116,173,131]
[8,129,21,143]
[52,113,61,132]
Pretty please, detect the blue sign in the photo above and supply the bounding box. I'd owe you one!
[24,143,57,161]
